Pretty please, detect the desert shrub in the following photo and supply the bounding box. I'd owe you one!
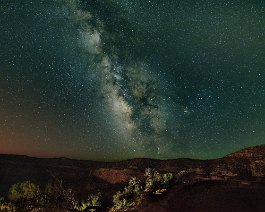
[238,168,253,180]
[87,192,101,211]
[44,175,101,211]
[8,181,41,203]
[44,180,64,202]
[43,173,77,209]
[0,197,4,203]
[43,182,53,198]
[44,183,75,209]
[144,168,174,193]
[72,193,101,212]
[162,172,174,185]
[62,188,76,207]
[175,169,195,183]
[43,181,66,204]
[7,178,77,210]
[111,177,143,211]
[176,170,188,178]
[0,197,16,212]
[111,169,175,211]
[0,202,16,212]
[126,178,143,196]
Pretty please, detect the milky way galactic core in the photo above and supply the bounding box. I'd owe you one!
[1,0,265,160]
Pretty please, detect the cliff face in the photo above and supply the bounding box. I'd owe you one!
[224,145,265,177]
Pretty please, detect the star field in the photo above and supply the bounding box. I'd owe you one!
[1,0,265,160]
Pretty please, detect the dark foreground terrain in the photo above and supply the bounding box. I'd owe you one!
[2,145,265,211]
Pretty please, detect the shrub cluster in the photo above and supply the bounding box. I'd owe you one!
[111,177,143,211]
[111,168,175,211]
[0,179,101,212]
[144,168,174,193]
[72,192,101,212]
[8,181,41,203]
[0,168,186,211]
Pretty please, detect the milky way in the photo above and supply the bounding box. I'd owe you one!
[61,0,180,156]
[1,0,265,160]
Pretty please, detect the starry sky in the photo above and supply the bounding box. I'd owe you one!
[1,0,265,161]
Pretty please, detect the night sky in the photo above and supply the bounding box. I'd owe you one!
[1,0,265,160]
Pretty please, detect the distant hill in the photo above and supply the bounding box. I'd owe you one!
[226,144,265,159]
[1,145,265,211]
